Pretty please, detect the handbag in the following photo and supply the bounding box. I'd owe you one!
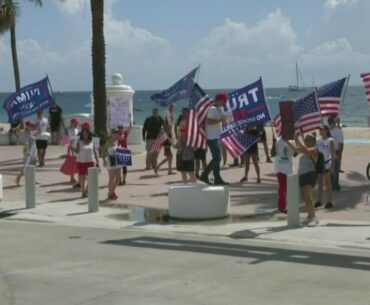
[60,146,78,175]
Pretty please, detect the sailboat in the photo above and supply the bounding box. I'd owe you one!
[288,61,305,91]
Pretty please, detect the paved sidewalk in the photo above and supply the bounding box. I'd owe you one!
[1,139,370,251]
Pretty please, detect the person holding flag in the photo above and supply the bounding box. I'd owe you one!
[142,108,164,171]
[239,126,262,184]
[199,93,229,185]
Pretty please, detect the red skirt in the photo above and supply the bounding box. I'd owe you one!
[77,161,95,176]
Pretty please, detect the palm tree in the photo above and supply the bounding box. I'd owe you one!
[0,0,42,91]
[90,0,107,136]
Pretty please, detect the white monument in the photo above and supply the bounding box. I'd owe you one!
[91,73,142,145]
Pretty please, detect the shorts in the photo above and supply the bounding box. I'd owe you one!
[194,148,206,161]
[77,161,95,176]
[164,145,172,157]
[36,139,48,149]
[181,159,195,172]
[299,171,318,188]
[246,143,258,155]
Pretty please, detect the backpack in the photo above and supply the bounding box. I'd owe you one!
[311,150,325,174]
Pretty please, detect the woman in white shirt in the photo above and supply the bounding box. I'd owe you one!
[74,123,100,198]
[316,125,336,209]
[103,131,121,200]
[35,111,50,167]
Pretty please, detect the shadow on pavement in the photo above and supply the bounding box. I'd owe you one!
[101,236,370,271]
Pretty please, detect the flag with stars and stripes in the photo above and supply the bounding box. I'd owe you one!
[150,67,198,107]
[186,83,213,149]
[272,113,282,137]
[220,129,261,159]
[361,72,370,106]
[293,91,322,134]
[150,128,168,153]
[317,77,347,117]
[59,134,71,146]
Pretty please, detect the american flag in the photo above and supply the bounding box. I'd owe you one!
[293,91,322,133]
[186,83,213,149]
[150,128,168,153]
[360,72,370,105]
[59,134,71,146]
[317,77,347,117]
[272,113,282,136]
[220,129,260,159]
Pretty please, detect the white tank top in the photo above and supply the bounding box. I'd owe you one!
[317,137,333,169]
[78,140,94,163]
[106,144,120,169]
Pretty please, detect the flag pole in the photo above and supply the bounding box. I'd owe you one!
[260,76,276,141]
[339,74,350,119]
[195,63,201,83]
[46,74,55,98]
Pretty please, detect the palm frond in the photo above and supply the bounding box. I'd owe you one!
[0,1,19,34]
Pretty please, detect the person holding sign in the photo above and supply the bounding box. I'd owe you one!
[199,93,229,185]
[102,130,121,200]
[74,123,100,198]
[117,115,133,185]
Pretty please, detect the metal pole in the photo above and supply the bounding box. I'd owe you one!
[287,174,300,227]
[0,174,3,201]
[24,165,36,209]
[88,167,99,213]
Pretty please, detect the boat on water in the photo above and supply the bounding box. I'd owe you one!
[288,61,305,92]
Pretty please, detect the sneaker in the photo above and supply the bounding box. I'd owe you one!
[324,202,333,209]
[301,217,311,225]
[214,180,229,186]
[307,218,319,227]
[266,158,273,163]
[314,201,322,208]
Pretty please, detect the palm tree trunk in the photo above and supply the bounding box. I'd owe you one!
[7,0,21,90]
[90,0,107,136]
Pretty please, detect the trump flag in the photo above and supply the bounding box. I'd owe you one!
[3,77,55,123]
[223,78,271,132]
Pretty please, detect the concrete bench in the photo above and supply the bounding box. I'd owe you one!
[168,184,229,220]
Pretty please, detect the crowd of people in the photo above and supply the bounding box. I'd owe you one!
[11,94,346,227]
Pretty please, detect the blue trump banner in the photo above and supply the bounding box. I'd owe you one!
[151,67,198,107]
[3,77,55,123]
[222,78,271,134]
[116,148,132,166]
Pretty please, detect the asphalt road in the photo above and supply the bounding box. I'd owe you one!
[0,220,369,305]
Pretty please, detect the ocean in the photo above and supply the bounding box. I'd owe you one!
[0,86,368,126]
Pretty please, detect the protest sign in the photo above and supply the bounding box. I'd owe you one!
[109,96,131,127]
[116,148,132,166]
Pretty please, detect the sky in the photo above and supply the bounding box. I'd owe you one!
[1,0,370,91]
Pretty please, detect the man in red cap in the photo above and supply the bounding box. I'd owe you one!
[199,92,229,185]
